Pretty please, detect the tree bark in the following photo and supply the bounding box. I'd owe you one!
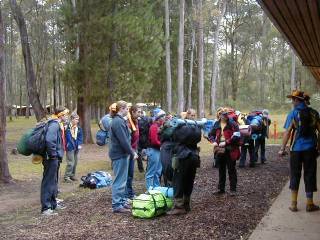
[177,0,185,114]
[165,0,172,113]
[197,0,204,118]
[10,0,46,121]
[290,49,296,91]
[210,0,226,114]
[187,3,195,110]
[0,5,12,183]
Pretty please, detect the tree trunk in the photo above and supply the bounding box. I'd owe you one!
[53,45,57,109]
[197,0,204,117]
[281,40,285,103]
[10,0,46,121]
[177,0,185,114]
[187,6,195,110]
[210,0,226,114]
[0,5,12,183]
[290,49,296,91]
[164,0,172,113]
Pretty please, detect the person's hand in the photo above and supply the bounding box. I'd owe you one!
[278,146,287,157]
[133,152,138,160]
[78,145,82,150]
[219,142,226,147]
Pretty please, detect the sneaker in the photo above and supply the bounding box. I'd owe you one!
[229,191,237,197]
[289,206,298,212]
[42,209,58,216]
[64,177,73,183]
[166,207,187,215]
[55,204,66,210]
[56,198,64,204]
[306,204,320,212]
[113,207,131,214]
[123,204,132,210]
[70,176,78,181]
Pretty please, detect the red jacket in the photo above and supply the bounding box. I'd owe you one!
[128,121,139,150]
[212,120,240,161]
[149,122,161,149]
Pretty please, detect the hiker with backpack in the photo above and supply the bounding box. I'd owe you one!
[96,103,116,146]
[64,112,83,183]
[137,114,153,172]
[238,114,255,168]
[167,109,201,215]
[109,100,138,214]
[125,105,142,200]
[254,109,271,164]
[41,107,69,216]
[209,109,241,196]
[278,90,320,212]
[145,109,166,190]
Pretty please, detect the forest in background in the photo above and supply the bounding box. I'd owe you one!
[1,0,320,142]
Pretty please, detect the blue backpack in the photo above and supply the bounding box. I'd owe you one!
[80,171,112,189]
[96,114,112,146]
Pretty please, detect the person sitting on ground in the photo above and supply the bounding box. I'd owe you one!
[125,105,142,200]
[109,100,138,214]
[41,106,69,216]
[279,90,320,212]
[145,109,166,190]
[64,112,83,183]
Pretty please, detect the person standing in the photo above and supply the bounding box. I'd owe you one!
[41,107,69,216]
[210,111,240,196]
[109,101,138,213]
[145,109,166,190]
[125,105,141,200]
[254,109,271,164]
[279,90,320,212]
[64,112,83,182]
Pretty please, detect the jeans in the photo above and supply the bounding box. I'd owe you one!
[145,148,162,190]
[125,156,135,199]
[41,158,59,212]
[64,150,79,178]
[239,139,254,166]
[254,137,266,162]
[112,156,129,210]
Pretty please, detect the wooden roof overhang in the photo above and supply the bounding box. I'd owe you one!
[257,0,320,82]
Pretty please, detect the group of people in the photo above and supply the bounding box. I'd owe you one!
[38,89,320,216]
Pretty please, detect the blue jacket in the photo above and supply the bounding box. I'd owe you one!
[109,114,134,160]
[45,120,64,160]
[65,124,83,152]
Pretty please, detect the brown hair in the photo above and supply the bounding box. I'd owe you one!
[110,100,127,117]
[54,106,66,115]
[129,105,141,123]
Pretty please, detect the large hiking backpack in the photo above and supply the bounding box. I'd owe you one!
[297,107,317,137]
[17,129,34,156]
[173,124,202,146]
[132,190,173,218]
[138,116,153,149]
[80,171,112,189]
[96,114,112,146]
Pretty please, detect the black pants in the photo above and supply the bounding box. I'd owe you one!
[41,159,59,212]
[173,155,197,201]
[290,150,317,192]
[254,137,266,162]
[239,139,254,166]
[217,153,237,192]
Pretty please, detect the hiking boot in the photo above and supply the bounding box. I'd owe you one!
[113,207,131,214]
[289,206,298,212]
[42,209,58,216]
[306,204,320,212]
[70,176,78,181]
[166,207,187,215]
[213,190,225,195]
[64,177,73,183]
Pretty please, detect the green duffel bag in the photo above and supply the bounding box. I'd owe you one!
[132,190,173,218]
[17,129,34,156]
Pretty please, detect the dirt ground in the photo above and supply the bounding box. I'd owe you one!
[0,145,289,240]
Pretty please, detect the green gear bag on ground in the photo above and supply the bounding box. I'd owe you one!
[132,190,173,218]
[17,129,34,156]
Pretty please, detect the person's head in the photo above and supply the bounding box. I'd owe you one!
[287,90,305,107]
[108,103,117,115]
[186,108,196,120]
[304,93,311,105]
[262,109,269,117]
[216,107,225,120]
[116,100,129,117]
[220,111,229,123]
[70,112,79,126]
[54,106,69,123]
[130,105,142,121]
[155,109,166,124]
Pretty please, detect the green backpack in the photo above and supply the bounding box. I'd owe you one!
[17,129,34,156]
[132,190,173,218]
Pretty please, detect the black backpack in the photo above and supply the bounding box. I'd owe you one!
[173,124,202,146]
[27,120,53,155]
[297,107,317,137]
[138,116,153,149]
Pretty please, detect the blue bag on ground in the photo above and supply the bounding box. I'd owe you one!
[148,186,174,198]
[80,171,112,189]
